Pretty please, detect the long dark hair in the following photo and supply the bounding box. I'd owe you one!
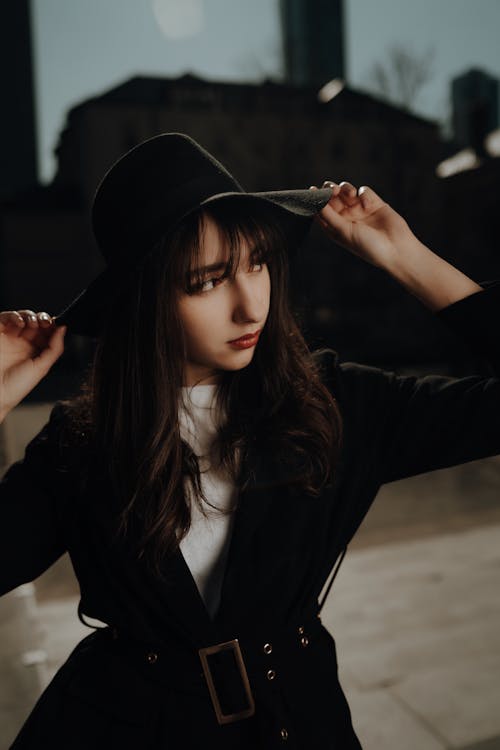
[61,198,343,579]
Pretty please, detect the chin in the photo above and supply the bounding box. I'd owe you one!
[222,360,253,372]
[220,351,256,371]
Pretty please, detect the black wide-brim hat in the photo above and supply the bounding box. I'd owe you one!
[54,132,333,337]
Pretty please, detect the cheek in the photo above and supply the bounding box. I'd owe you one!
[183,311,209,342]
[178,300,225,351]
[263,269,271,308]
[256,269,271,320]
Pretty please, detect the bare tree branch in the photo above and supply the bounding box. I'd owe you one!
[368,44,435,111]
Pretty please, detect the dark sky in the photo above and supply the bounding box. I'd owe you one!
[32,0,500,182]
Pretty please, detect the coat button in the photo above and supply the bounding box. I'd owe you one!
[147,652,158,664]
[263,643,273,655]
[298,626,305,635]
[300,636,309,647]
[266,668,276,680]
[280,727,289,740]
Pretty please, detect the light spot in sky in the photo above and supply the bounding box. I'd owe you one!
[436,148,480,178]
[485,128,500,158]
[152,0,204,39]
[318,79,345,103]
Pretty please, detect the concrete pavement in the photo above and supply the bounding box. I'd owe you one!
[325,523,500,750]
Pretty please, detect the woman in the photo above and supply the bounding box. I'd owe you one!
[1,133,499,749]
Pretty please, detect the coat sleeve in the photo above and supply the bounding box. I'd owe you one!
[334,279,500,486]
[0,402,71,595]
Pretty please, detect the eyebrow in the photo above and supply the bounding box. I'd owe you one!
[187,261,228,280]
[188,241,266,279]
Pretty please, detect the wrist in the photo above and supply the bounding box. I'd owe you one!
[381,238,483,311]
[381,236,432,282]
[0,400,11,424]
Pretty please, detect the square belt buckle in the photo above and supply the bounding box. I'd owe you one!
[198,638,255,725]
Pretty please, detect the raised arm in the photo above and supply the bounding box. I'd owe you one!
[0,310,67,422]
[313,180,484,311]
[312,181,500,486]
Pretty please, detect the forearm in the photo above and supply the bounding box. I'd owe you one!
[381,236,484,312]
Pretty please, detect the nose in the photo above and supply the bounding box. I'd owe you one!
[230,271,267,324]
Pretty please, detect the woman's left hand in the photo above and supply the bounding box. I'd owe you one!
[311,181,417,271]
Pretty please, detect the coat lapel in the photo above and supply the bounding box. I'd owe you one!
[213,447,295,628]
[157,454,274,643]
[159,546,221,645]
[156,448,281,642]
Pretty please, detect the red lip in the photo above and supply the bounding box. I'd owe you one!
[228,329,261,344]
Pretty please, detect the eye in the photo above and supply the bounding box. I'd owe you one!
[197,275,226,293]
[249,261,266,273]
[187,261,266,294]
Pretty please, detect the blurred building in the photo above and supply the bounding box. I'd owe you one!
[0,0,38,200]
[452,68,499,156]
[1,74,444,359]
[3,72,499,395]
[435,69,500,293]
[280,0,345,87]
[437,152,500,290]
[51,74,441,220]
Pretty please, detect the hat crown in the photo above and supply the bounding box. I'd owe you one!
[55,131,333,336]
[91,133,243,265]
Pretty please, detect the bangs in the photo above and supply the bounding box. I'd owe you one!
[171,199,288,294]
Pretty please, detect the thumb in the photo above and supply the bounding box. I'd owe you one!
[34,325,67,370]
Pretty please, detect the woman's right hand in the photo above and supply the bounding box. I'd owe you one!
[0,310,67,422]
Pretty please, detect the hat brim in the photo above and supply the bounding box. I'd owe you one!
[54,187,333,337]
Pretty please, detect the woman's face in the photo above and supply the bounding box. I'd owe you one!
[176,214,271,386]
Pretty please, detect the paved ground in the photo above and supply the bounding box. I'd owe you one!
[1,405,500,749]
[326,524,500,750]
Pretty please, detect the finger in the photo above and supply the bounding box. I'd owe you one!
[311,183,343,204]
[321,180,341,196]
[0,311,27,335]
[14,314,44,345]
[37,311,54,328]
[326,189,346,214]
[17,310,40,329]
[312,183,343,213]
[338,182,359,207]
[319,202,353,239]
[357,185,384,212]
[13,312,52,347]
[32,325,67,367]
[29,314,58,351]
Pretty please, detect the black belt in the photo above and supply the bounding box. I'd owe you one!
[97,612,325,726]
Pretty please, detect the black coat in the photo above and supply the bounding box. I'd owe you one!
[2,280,500,749]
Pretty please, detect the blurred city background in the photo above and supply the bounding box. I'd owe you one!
[1,1,499,748]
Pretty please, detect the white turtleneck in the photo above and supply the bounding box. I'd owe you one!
[177,385,238,619]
